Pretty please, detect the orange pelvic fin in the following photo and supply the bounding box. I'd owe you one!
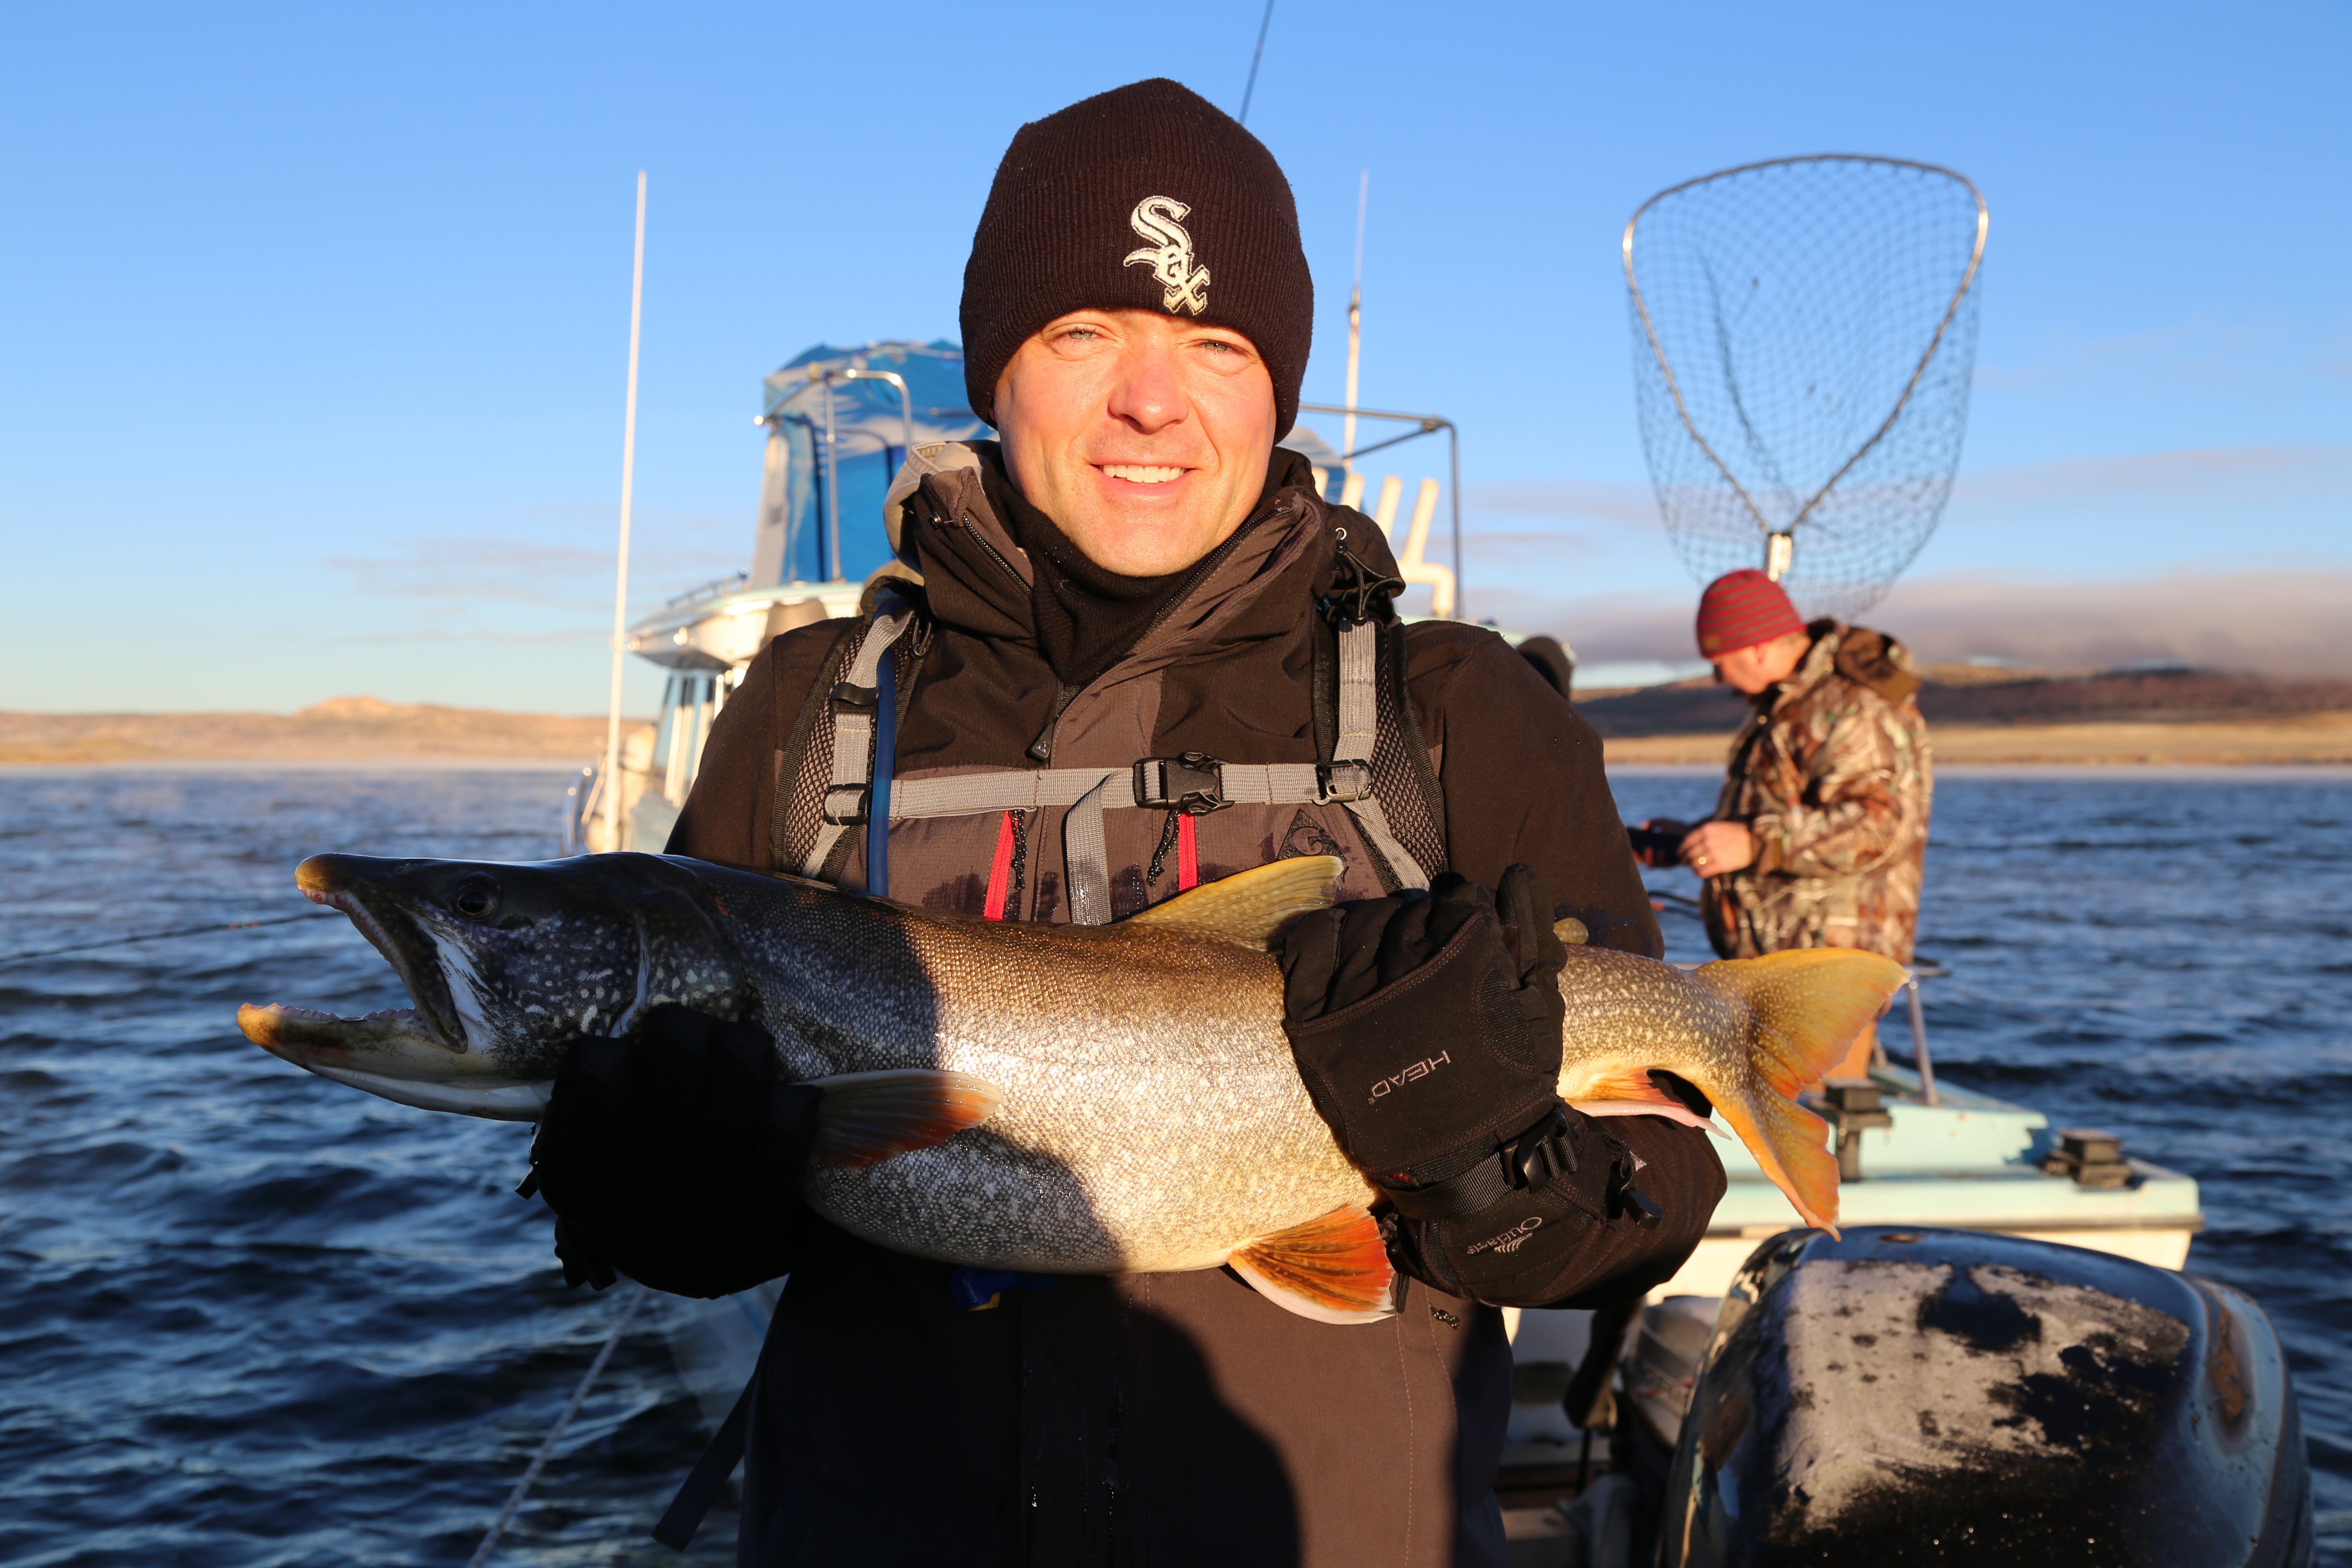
[807,1069,1002,1170]
[1228,1206,1395,1325]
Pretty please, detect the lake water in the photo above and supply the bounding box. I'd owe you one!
[3,766,2347,1564]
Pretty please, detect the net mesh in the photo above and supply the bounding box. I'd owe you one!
[1625,156,1986,620]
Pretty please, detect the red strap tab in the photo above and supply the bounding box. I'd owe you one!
[983,811,1017,920]
[1177,813,1199,891]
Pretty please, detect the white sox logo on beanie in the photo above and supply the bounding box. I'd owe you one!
[1123,196,1212,315]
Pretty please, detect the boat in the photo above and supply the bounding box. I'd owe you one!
[564,339,987,857]
[566,337,2304,1568]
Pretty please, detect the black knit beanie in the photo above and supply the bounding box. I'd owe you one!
[961,78,1313,435]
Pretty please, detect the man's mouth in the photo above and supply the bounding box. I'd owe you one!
[1098,463,1186,485]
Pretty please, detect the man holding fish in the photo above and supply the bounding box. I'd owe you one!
[242,78,1903,1567]
[597,78,1725,1565]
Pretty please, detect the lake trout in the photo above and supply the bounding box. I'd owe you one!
[240,852,1903,1323]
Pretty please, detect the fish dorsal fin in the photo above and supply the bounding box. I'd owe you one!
[1125,855,1342,948]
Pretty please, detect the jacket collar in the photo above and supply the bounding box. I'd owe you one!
[886,441,1404,684]
[1763,620,1922,710]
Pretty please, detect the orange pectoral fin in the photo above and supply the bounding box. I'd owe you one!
[1228,1206,1395,1325]
[807,1069,1003,1170]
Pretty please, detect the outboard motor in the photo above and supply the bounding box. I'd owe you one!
[1660,1226,2313,1567]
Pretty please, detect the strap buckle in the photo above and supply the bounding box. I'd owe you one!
[1508,1106,1583,1191]
[1133,750,1231,814]
[1314,760,1374,804]
[830,680,879,713]
[821,784,870,826]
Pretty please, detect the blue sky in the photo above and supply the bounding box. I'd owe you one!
[4,0,2347,714]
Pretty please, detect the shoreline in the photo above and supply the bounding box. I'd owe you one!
[1607,761,2352,781]
[0,758,589,775]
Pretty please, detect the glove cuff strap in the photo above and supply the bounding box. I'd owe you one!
[1380,1105,1582,1223]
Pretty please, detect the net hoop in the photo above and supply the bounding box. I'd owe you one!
[1623,154,1989,575]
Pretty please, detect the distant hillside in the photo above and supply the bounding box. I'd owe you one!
[0,697,652,767]
[1577,668,2352,765]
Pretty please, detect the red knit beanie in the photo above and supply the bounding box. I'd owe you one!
[960,79,1312,434]
[1695,570,1805,657]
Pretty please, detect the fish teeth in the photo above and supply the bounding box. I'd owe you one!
[1101,463,1184,484]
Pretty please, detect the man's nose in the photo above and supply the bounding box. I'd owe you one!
[1104,339,1187,434]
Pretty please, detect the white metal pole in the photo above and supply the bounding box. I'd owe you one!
[1342,170,1367,467]
[600,171,648,854]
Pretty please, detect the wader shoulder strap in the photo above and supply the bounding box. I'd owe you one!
[799,597,919,882]
[1333,617,1434,893]
[766,599,1446,913]
[649,1375,752,1550]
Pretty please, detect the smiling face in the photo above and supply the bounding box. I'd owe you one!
[993,308,1279,576]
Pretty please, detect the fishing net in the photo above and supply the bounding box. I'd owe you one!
[1624,156,1988,621]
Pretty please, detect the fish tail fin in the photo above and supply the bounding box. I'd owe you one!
[807,1069,1002,1170]
[1694,948,1909,1236]
[1714,1089,1844,1236]
[1697,949,1910,1099]
[1228,1206,1395,1325]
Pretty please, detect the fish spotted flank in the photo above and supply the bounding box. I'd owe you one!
[241,853,1904,1322]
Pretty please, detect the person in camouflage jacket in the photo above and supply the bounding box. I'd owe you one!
[1638,571,1933,968]
[1694,619,1933,962]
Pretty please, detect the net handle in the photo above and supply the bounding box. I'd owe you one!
[1622,153,1990,566]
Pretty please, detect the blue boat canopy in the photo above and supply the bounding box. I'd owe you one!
[752,340,990,586]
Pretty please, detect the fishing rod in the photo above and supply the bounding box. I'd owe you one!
[0,911,341,968]
[467,1283,651,1566]
[1646,885,1705,920]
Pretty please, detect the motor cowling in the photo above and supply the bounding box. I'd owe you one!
[1660,1226,2313,1567]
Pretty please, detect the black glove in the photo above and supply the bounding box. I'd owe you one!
[1280,867,1671,1304]
[1278,866,1569,1185]
[530,1003,817,1299]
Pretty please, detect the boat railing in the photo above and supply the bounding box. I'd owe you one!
[664,570,750,609]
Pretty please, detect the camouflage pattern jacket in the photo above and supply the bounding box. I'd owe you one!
[1701,622,1933,962]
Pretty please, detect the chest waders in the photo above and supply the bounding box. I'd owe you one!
[654,574,1448,1550]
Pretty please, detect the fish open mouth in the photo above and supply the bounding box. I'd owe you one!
[281,859,469,1054]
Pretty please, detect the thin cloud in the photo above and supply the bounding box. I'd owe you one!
[325,507,748,609]
[1467,479,1660,525]
[1974,317,2301,394]
[1948,446,2352,509]
[1485,568,2352,678]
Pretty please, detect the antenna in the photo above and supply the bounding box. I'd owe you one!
[1237,0,1276,125]
[599,171,648,854]
[1343,170,1368,467]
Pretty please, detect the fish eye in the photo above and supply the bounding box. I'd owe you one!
[449,876,502,921]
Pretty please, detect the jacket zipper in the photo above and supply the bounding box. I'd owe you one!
[1131,491,1293,651]
[959,511,1025,586]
